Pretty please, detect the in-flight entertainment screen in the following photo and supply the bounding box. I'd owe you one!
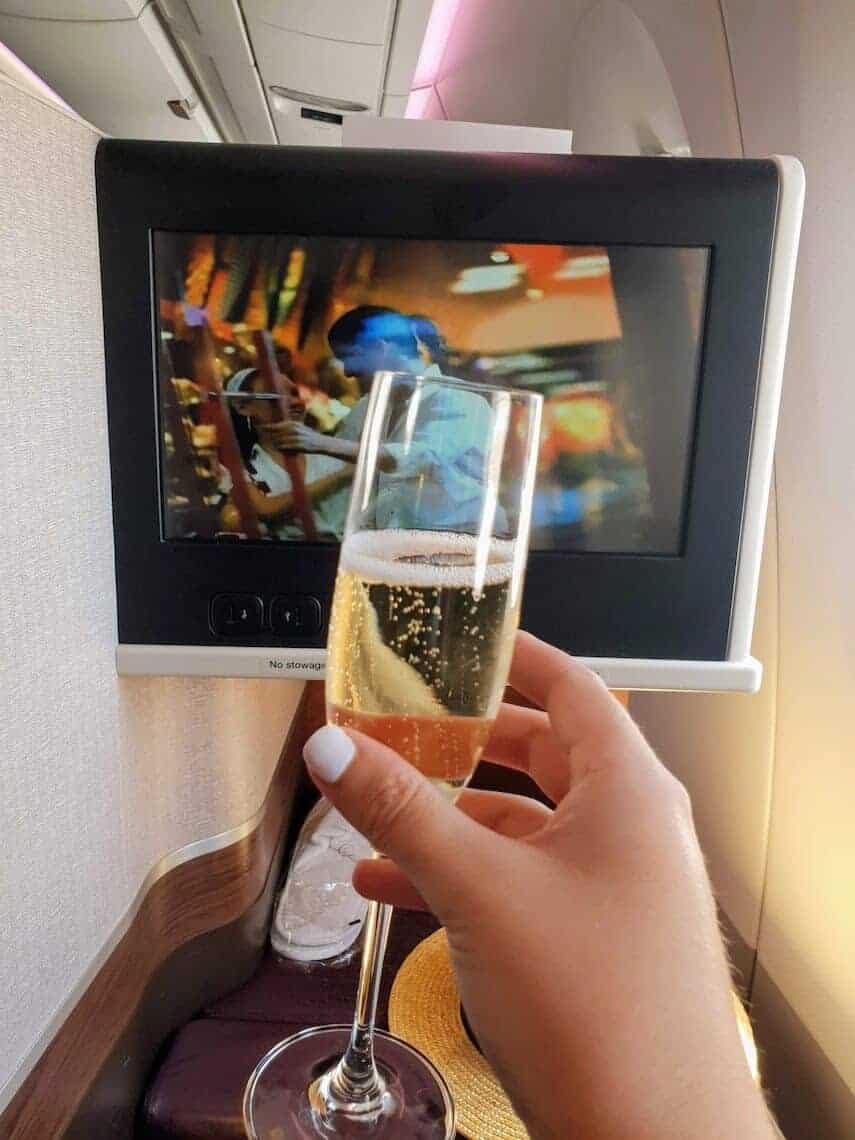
[154,232,708,554]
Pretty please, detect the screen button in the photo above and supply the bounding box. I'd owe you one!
[271,596,323,637]
[210,594,264,636]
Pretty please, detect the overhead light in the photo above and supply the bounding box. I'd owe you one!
[553,253,610,280]
[526,287,544,300]
[490,250,511,263]
[450,264,525,294]
[269,85,370,114]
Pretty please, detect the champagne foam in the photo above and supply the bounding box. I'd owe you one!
[340,530,515,588]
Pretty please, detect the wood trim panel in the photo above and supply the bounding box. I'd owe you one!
[0,683,325,1140]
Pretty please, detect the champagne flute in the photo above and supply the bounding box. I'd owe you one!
[244,371,542,1138]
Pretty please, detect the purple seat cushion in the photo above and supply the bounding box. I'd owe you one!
[141,912,441,1138]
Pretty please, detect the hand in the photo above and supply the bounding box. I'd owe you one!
[258,419,326,453]
[303,633,776,1140]
[279,376,306,420]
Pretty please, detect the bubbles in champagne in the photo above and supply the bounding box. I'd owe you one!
[327,531,520,789]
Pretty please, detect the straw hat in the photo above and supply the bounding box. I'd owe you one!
[388,929,529,1140]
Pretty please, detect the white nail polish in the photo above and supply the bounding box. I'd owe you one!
[304,725,356,783]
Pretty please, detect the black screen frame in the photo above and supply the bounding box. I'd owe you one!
[96,141,778,662]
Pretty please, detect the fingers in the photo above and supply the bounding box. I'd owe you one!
[352,789,551,909]
[303,725,493,917]
[485,702,575,802]
[266,421,298,444]
[510,632,616,732]
[353,859,428,910]
[456,786,552,838]
[509,632,653,784]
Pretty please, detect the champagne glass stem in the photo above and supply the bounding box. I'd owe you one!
[326,899,393,1106]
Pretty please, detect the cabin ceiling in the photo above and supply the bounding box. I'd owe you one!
[0,0,436,144]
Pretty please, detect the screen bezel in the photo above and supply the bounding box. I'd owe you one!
[96,142,778,662]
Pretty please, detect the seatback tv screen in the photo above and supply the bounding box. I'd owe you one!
[154,233,708,556]
[98,142,790,679]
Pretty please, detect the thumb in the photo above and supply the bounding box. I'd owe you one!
[303,724,489,918]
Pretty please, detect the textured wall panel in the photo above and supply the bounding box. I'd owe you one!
[0,75,303,1104]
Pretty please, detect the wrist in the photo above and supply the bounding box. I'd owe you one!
[530,1081,774,1140]
[543,1057,773,1140]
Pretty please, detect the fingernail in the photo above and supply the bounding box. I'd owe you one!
[304,725,356,783]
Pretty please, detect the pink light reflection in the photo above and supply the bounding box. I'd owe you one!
[405,86,436,120]
[406,0,464,117]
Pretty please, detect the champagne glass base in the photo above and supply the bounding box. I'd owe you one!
[243,1025,455,1139]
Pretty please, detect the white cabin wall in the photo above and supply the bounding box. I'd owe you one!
[719,1,855,1128]
[419,0,740,154]
[427,0,589,126]
[0,74,304,1108]
[564,0,741,157]
[630,528,779,974]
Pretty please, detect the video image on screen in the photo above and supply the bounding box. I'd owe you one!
[154,233,708,554]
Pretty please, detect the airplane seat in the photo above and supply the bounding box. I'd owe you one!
[138,755,543,1138]
[138,912,441,1139]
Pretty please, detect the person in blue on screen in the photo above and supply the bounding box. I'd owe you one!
[260,306,501,534]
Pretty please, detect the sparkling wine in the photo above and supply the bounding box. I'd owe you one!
[326,530,519,794]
